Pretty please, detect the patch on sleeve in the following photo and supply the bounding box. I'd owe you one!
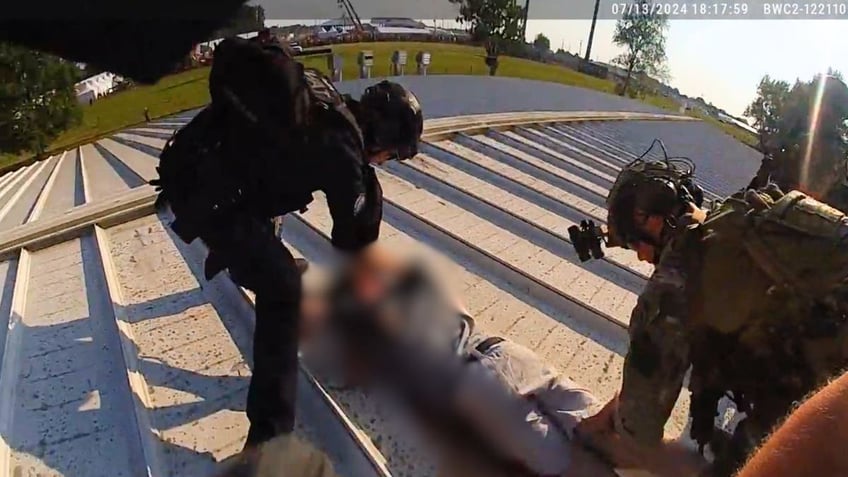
[353,192,366,217]
[628,332,661,377]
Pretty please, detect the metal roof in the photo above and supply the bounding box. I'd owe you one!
[0,78,761,476]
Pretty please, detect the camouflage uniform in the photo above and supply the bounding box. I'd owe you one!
[612,188,848,476]
[614,225,693,445]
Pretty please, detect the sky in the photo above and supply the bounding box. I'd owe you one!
[257,0,847,118]
[523,19,847,117]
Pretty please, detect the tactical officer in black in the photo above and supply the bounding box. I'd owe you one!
[151,37,424,450]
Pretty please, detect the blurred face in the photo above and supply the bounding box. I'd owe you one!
[349,246,405,303]
[298,248,403,343]
[631,241,658,264]
[301,246,402,335]
[628,210,666,264]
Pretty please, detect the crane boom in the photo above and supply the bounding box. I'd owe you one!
[345,0,364,30]
[337,0,363,31]
[337,0,357,29]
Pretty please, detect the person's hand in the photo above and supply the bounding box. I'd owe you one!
[574,395,650,470]
[581,431,649,471]
[648,439,709,477]
[576,398,707,476]
[576,394,619,436]
[574,395,625,463]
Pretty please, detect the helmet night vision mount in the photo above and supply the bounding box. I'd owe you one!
[568,219,607,262]
[568,139,701,263]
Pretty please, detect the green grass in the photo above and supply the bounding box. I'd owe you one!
[689,110,760,148]
[1,41,758,173]
[54,67,211,149]
[0,66,212,172]
[299,41,619,92]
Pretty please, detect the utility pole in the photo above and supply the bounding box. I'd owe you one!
[584,0,601,61]
[522,0,530,40]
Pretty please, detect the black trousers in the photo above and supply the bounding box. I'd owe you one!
[199,213,302,446]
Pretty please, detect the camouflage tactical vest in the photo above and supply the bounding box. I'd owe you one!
[686,185,848,419]
[693,186,848,325]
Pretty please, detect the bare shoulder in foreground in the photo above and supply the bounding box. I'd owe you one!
[735,370,848,477]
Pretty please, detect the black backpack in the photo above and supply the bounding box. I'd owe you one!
[152,37,362,243]
[208,37,311,147]
[208,36,363,156]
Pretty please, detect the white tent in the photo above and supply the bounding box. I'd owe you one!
[374,25,433,36]
[74,84,96,105]
[197,30,260,51]
[74,71,123,104]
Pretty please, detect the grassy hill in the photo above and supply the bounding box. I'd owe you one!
[0,41,757,172]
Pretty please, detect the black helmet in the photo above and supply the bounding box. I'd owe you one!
[360,80,423,160]
[605,140,703,249]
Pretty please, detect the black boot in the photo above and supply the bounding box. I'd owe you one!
[294,258,309,275]
[205,249,229,280]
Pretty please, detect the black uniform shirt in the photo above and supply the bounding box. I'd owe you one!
[311,125,383,252]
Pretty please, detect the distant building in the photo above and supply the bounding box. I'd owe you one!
[271,24,314,42]
[366,17,433,37]
[74,72,124,105]
[432,27,469,40]
[196,30,260,51]
[314,18,359,39]
[375,26,432,36]
[552,50,582,70]
[369,17,427,28]
[718,112,758,134]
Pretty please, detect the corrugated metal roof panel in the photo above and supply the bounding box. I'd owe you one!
[0,96,758,475]
[0,214,389,476]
